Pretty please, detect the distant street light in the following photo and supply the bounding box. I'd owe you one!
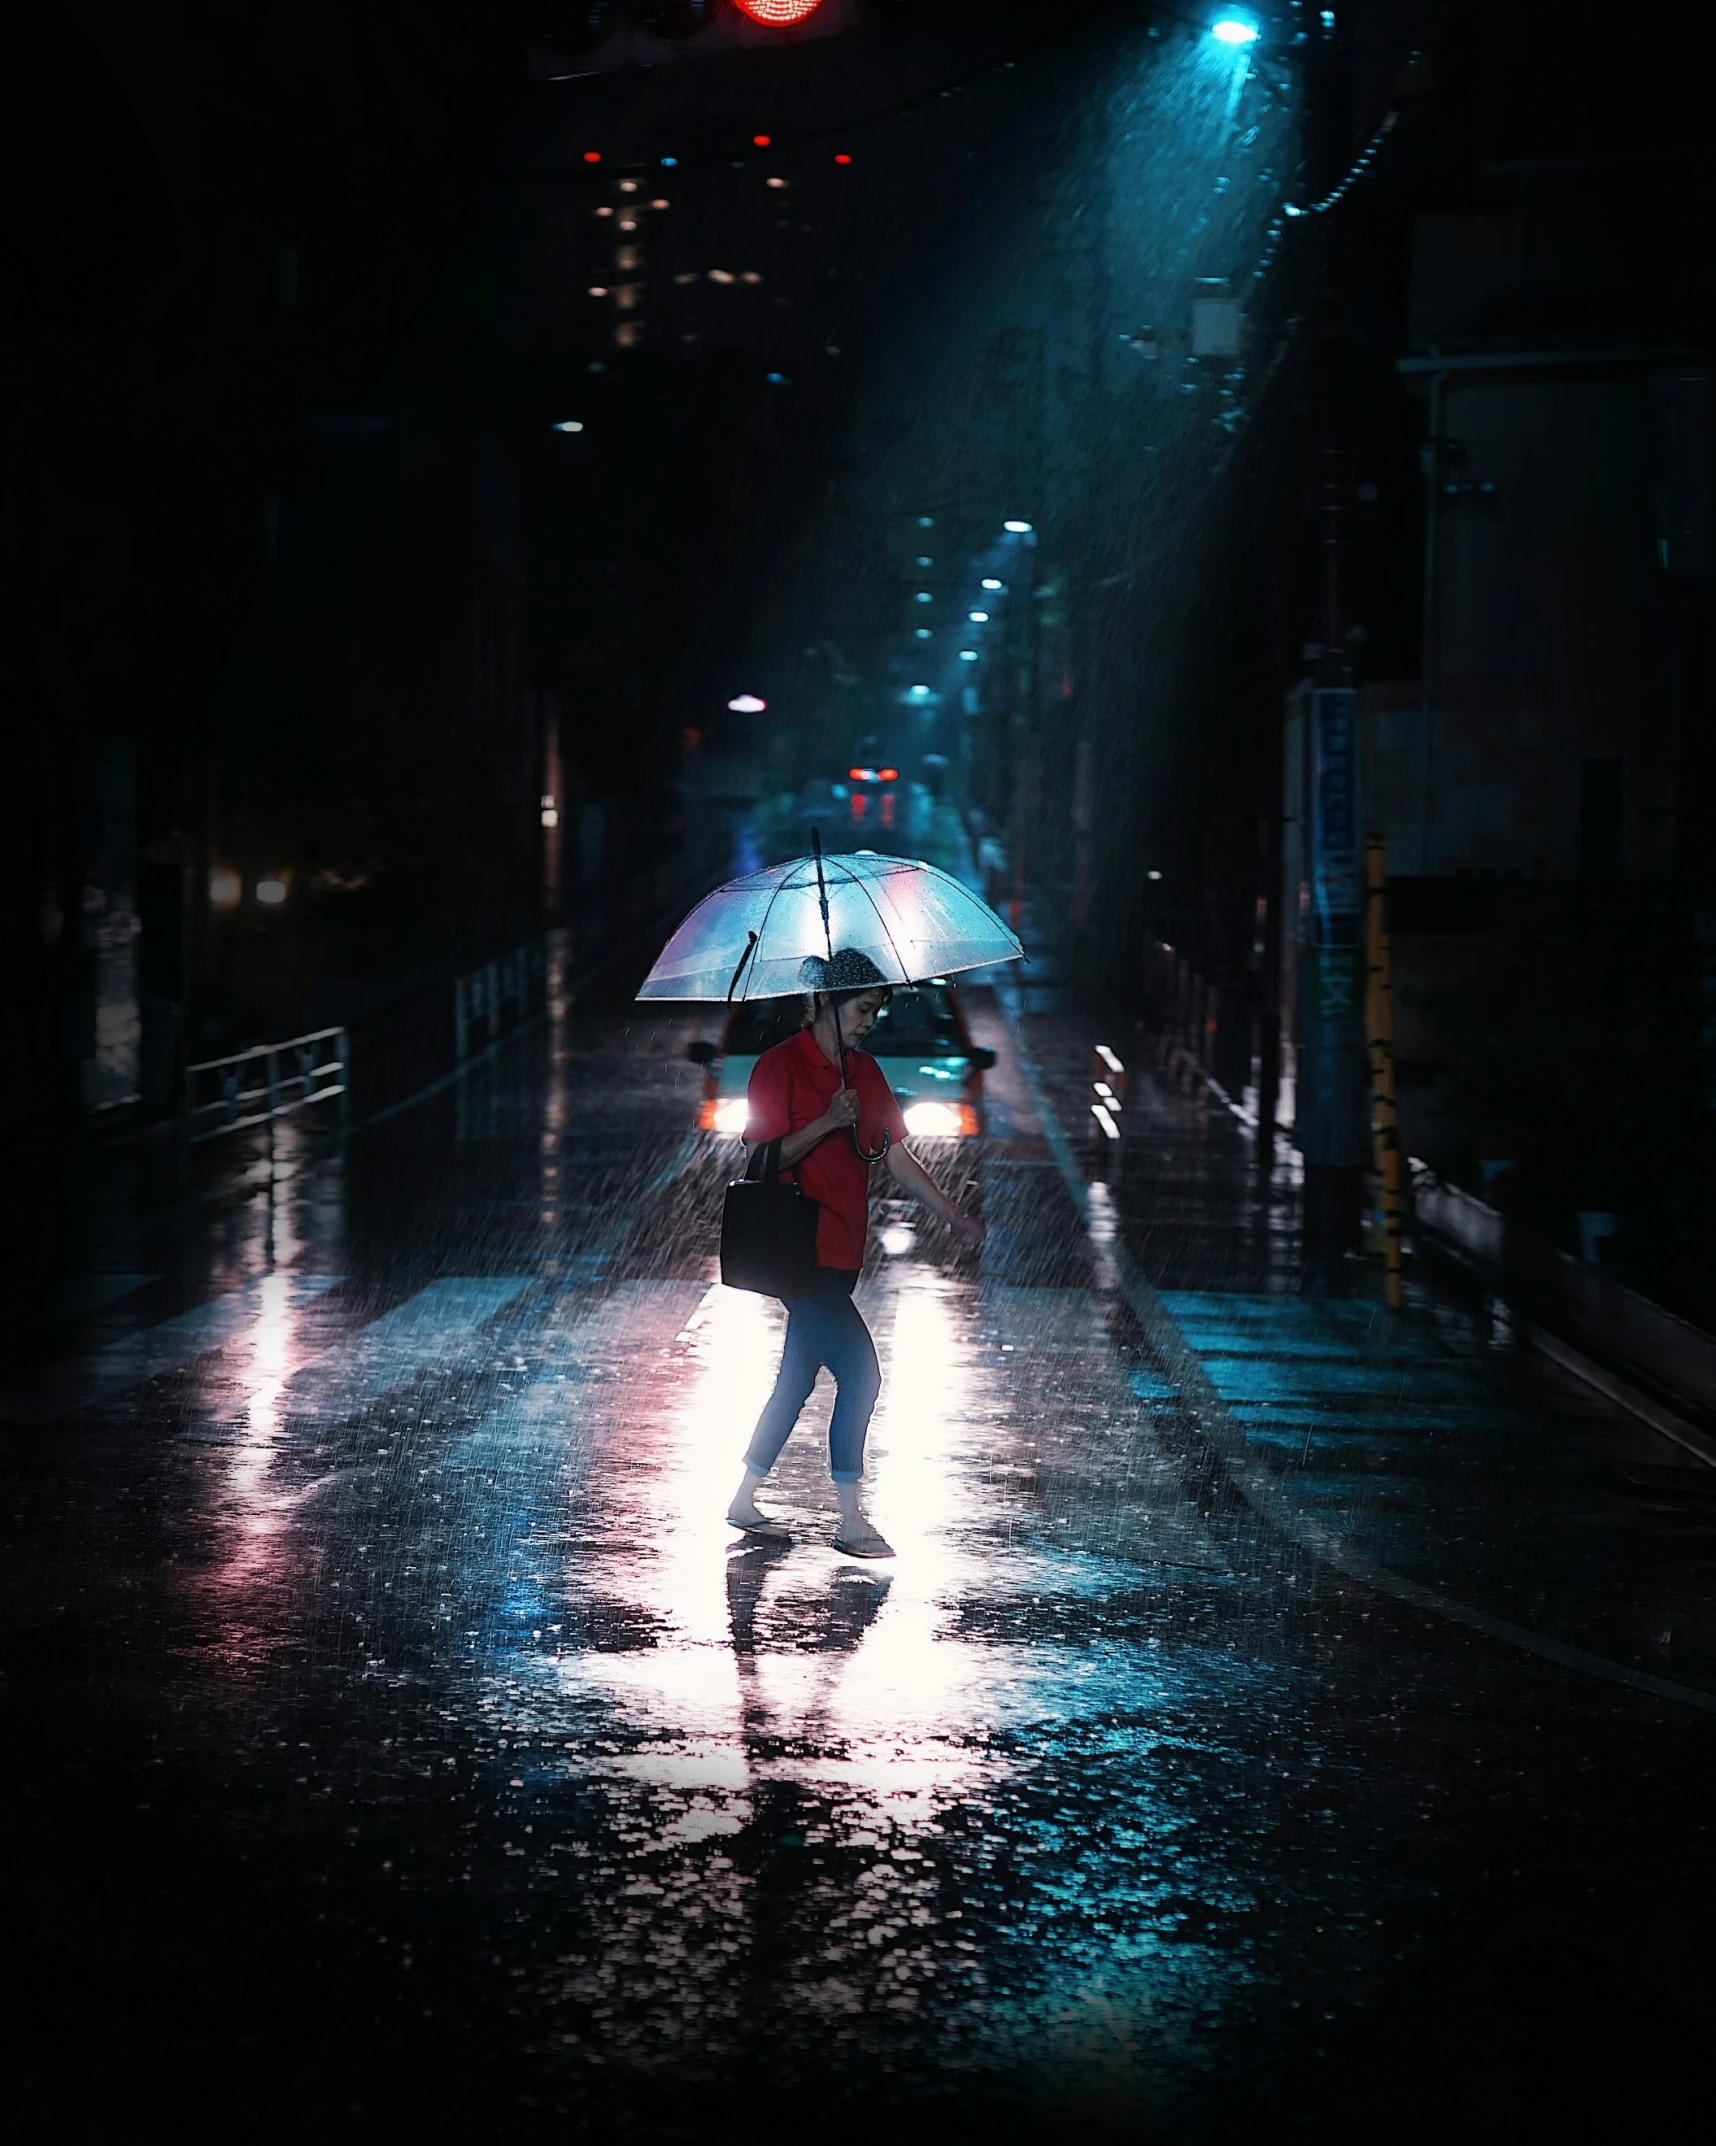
[959,650,978,662]
[552,420,585,433]
[727,693,767,713]
[968,610,989,623]
[1003,519,1033,534]
[1210,12,1260,44]
[981,577,1003,591]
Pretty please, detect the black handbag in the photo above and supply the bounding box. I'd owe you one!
[720,1138,821,1300]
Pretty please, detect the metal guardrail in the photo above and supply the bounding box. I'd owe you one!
[184,1027,349,1146]
[454,937,550,1061]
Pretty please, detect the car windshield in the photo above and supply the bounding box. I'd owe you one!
[721,998,807,1056]
[864,985,965,1058]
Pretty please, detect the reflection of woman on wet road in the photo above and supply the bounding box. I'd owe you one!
[727,949,985,1559]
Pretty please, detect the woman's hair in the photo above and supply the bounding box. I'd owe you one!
[799,948,893,1024]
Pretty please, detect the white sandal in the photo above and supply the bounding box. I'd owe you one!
[832,1521,895,1560]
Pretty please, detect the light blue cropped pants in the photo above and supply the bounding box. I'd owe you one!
[742,1268,879,1484]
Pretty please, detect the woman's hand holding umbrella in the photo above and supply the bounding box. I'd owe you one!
[770,1084,860,1170]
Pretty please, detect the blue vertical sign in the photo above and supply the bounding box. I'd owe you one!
[1295,686,1369,1169]
[1310,688,1361,1021]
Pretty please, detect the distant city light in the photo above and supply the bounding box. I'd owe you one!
[1147,869,1164,881]
[959,650,978,661]
[915,591,932,604]
[583,150,602,163]
[834,153,852,165]
[208,865,242,910]
[1003,519,1033,533]
[908,684,931,698]
[916,555,932,566]
[968,610,989,622]
[256,878,288,906]
[917,515,934,528]
[619,180,637,193]
[552,420,584,432]
[915,628,932,639]
[588,286,609,297]
[728,694,767,713]
[661,157,678,167]
[541,808,559,828]
[767,177,788,189]
[766,372,789,385]
[1210,12,1259,44]
[981,577,1003,590]
[753,135,771,147]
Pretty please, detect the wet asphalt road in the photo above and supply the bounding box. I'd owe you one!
[5,975,1716,2144]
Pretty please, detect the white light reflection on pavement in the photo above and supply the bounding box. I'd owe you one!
[202,1272,320,1622]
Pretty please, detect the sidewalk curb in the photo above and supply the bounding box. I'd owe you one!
[995,983,1716,1719]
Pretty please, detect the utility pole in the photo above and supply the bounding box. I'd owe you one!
[1009,531,1040,933]
[1295,449,1371,1289]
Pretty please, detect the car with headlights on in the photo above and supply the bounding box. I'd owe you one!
[686,978,995,1142]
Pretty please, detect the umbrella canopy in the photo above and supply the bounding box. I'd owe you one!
[636,850,1024,1002]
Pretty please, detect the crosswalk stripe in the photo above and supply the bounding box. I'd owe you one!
[269,1276,539,1427]
[0,1275,344,1426]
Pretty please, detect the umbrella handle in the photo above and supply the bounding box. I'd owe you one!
[726,930,759,1002]
[811,828,890,1163]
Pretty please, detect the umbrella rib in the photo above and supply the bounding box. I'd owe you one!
[849,870,914,983]
[742,869,798,995]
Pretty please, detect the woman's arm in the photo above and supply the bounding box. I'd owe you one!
[748,1085,860,1169]
[886,1141,986,1248]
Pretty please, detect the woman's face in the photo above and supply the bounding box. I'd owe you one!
[837,989,887,1042]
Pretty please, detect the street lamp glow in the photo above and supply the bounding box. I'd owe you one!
[968,610,989,623]
[981,577,1003,590]
[727,693,767,713]
[552,419,584,433]
[1002,519,1033,533]
[959,650,978,661]
[1210,12,1259,44]
[908,684,931,698]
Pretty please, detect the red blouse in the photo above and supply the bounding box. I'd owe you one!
[745,1027,908,1271]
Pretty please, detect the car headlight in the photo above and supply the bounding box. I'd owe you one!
[699,1096,750,1135]
[904,1101,978,1138]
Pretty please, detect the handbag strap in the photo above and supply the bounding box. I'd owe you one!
[744,1137,783,1184]
[742,1137,804,1193]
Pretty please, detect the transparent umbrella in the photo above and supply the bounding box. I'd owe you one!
[636,840,1023,1003]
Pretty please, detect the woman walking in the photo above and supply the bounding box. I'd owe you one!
[726,948,985,1558]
